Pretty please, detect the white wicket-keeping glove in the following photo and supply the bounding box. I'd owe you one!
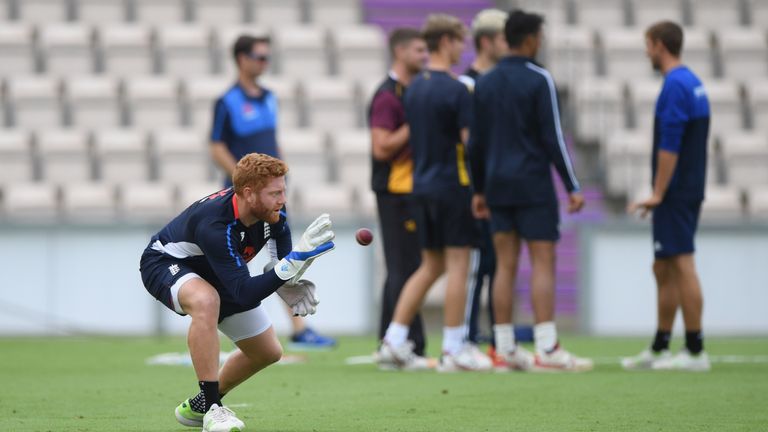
[263,261,320,317]
[277,279,319,317]
[273,214,335,281]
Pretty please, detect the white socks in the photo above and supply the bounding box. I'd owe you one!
[493,324,516,355]
[534,321,558,353]
[383,322,409,348]
[442,326,465,355]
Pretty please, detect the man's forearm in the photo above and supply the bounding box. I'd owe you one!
[653,149,679,199]
[371,125,409,161]
[211,142,238,175]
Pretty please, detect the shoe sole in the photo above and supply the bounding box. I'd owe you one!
[202,428,242,432]
[175,406,203,428]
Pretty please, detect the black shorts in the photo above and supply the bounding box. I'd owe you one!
[652,199,702,258]
[413,191,476,249]
[140,247,200,315]
[489,203,560,241]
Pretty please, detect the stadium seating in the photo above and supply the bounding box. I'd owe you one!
[274,26,328,77]
[40,24,94,76]
[2,182,59,221]
[119,182,176,221]
[747,186,768,218]
[183,75,231,129]
[157,25,212,76]
[93,129,150,182]
[176,181,222,213]
[0,129,34,183]
[259,76,301,129]
[134,0,187,26]
[16,0,69,24]
[65,75,122,128]
[61,182,117,222]
[689,0,744,28]
[601,28,657,81]
[604,129,650,196]
[332,129,370,185]
[37,129,92,183]
[630,0,685,28]
[279,129,330,187]
[700,186,744,220]
[718,28,768,82]
[0,24,35,75]
[332,26,387,80]
[75,0,128,24]
[298,183,355,216]
[571,78,625,144]
[124,76,181,128]
[252,0,303,25]
[192,0,245,25]
[572,0,627,27]
[748,80,768,131]
[721,132,768,187]
[153,128,210,184]
[546,27,595,87]
[308,0,361,26]
[7,76,62,128]
[99,25,155,77]
[303,78,359,130]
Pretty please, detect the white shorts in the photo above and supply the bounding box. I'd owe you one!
[171,274,273,342]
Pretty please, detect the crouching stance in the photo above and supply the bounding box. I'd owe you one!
[140,153,335,431]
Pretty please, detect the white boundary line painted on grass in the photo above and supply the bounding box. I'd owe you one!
[346,355,768,366]
[591,355,768,365]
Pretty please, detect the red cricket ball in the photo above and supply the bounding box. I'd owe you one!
[355,228,374,246]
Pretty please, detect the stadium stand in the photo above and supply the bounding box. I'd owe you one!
[37,128,92,183]
[65,75,122,128]
[0,24,35,75]
[0,129,34,183]
[75,0,128,24]
[93,128,149,183]
[99,25,155,76]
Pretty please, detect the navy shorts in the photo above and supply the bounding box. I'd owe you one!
[489,203,560,241]
[652,199,702,258]
[140,248,200,315]
[413,191,477,249]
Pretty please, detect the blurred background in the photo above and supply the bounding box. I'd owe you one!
[0,0,767,339]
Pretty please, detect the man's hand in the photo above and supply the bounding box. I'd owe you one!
[568,192,585,214]
[274,214,335,281]
[472,194,490,219]
[277,280,319,317]
[627,194,663,218]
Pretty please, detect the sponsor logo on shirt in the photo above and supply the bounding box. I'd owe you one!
[242,102,259,120]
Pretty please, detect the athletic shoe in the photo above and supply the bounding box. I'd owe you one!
[202,404,245,432]
[621,349,671,370]
[437,343,493,372]
[652,349,711,372]
[289,327,336,349]
[494,345,535,371]
[175,398,205,427]
[534,347,594,372]
[376,341,433,371]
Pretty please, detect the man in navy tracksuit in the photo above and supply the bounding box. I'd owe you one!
[469,10,591,371]
[140,153,335,430]
[623,21,711,372]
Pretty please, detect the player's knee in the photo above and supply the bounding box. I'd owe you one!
[652,260,668,279]
[187,290,220,318]
[263,343,283,365]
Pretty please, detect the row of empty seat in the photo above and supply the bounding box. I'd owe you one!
[0,75,381,130]
[0,23,385,78]
[504,0,766,28]
[0,180,377,223]
[571,78,768,143]
[0,0,361,26]
[542,27,768,86]
[603,130,768,196]
[0,128,372,186]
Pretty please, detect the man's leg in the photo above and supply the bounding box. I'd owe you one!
[178,278,222,409]
[653,258,677,351]
[443,246,471,353]
[219,326,283,394]
[670,254,704,354]
[390,249,445,327]
[528,241,556,325]
[491,231,522,358]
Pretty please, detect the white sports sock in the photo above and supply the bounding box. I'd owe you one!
[493,324,516,355]
[383,322,409,348]
[442,326,464,355]
[534,321,558,353]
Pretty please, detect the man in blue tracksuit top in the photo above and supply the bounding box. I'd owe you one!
[469,10,592,371]
[624,21,711,372]
[140,153,335,430]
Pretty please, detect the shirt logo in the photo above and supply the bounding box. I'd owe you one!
[242,102,258,120]
[654,241,663,252]
[240,232,245,242]
[693,86,706,98]
[168,264,180,276]
[264,224,271,239]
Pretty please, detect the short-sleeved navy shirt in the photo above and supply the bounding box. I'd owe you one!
[404,70,472,197]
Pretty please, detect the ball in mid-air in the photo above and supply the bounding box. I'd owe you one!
[355,228,374,246]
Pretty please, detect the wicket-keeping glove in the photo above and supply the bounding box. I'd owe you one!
[263,261,320,316]
[274,214,335,281]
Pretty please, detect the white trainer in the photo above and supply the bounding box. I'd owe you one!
[534,347,594,372]
[652,350,711,372]
[376,341,433,371]
[495,345,535,371]
[437,343,493,372]
[621,349,672,370]
[202,404,245,432]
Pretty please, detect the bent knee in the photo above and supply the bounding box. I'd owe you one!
[263,343,283,365]
[184,291,220,318]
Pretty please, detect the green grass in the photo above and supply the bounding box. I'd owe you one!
[2,335,767,431]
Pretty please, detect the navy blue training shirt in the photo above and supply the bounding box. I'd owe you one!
[404,70,472,197]
[147,188,291,318]
[211,84,280,185]
[652,66,710,201]
[469,56,580,207]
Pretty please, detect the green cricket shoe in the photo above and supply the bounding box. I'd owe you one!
[175,398,205,427]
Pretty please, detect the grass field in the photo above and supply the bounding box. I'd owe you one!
[2,335,767,431]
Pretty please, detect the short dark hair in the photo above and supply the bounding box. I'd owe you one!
[504,9,544,48]
[422,14,466,53]
[646,21,683,57]
[232,35,271,63]
[388,28,422,56]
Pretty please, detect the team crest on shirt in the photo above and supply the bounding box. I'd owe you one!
[242,246,256,262]
[242,102,259,120]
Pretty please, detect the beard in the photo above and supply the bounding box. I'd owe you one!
[252,201,281,224]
